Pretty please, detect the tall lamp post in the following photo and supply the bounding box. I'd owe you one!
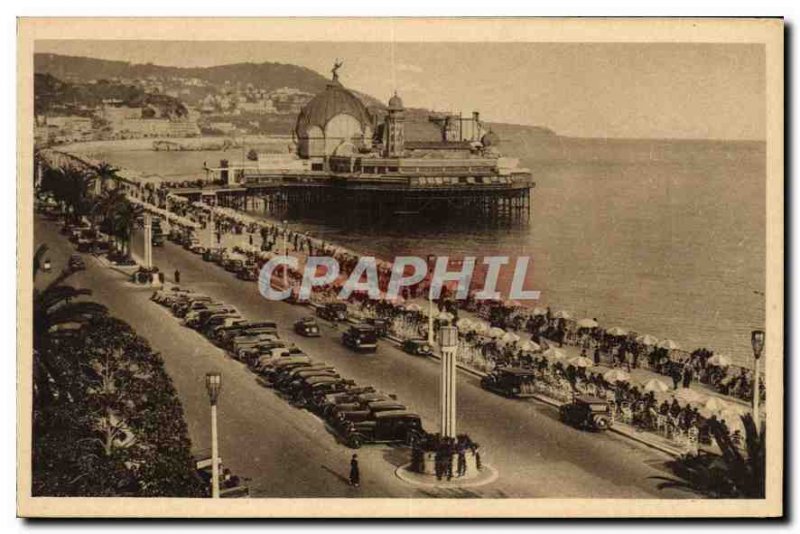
[205,372,222,498]
[282,220,289,287]
[427,289,436,346]
[750,330,764,432]
[438,325,459,438]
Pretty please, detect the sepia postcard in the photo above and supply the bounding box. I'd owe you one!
[17,17,784,518]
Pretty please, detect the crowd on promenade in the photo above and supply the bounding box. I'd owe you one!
[148,194,763,452]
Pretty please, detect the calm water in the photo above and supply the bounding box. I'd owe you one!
[72,135,766,365]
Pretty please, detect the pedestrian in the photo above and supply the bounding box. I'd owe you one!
[249,234,253,246]
[349,454,360,487]
[174,269,181,284]
[671,365,681,390]
[457,449,467,477]
[593,347,601,365]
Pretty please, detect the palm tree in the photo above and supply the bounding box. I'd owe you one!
[39,165,94,226]
[93,162,119,196]
[653,414,765,498]
[107,198,143,258]
[33,245,108,403]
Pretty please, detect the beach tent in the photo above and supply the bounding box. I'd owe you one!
[636,334,659,346]
[642,378,671,393]
[658,339,681,351]
[577,318,599,329]
[708,354,732,367]
[603,369,631,383]
[520,340,541,352]
[569,356,594,368]
[543,347,568,361]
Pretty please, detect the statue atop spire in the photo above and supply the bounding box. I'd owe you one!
[331,58,343,82]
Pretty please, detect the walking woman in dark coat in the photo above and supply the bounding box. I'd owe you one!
[349,454,360,487]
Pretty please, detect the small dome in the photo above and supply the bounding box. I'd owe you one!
[481,130,500,147]
[295,82,372,139]
[388,92,404,111]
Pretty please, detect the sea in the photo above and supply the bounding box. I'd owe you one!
[68,133,767,366]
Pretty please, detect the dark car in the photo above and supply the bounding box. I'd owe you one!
[342,324,378,353]
[316,302,348,322]
[236,265,259,281]
[68,254,85,271]
[152,232,165,247]
[559,395,613,431]
[401,338,433,357]
[294,317,321,337]
[341,410,424,449]
[365,317,390,338]
[480,367,538,398]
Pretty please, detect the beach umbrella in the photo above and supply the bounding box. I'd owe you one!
[520,340,541,352]
[636,334,659,346]
[569,356,594,368]
[553,310,572,320]
[658,339,681,350]
[472,322,490,334]
[501,331,521,343]
[404,303,422,312]
[488,327,506,338]
[606,326,628,337]
[437,311,455,322]
[577,318,599,328]
[603,369,630,383]
[704,397,730,413]
[672,388,706,404]
[504,299,523,308]
[708,354,732,367]
[456,318,473,330]
[642,378,671,393]
[543,347,568,361]
[532,307,548,316]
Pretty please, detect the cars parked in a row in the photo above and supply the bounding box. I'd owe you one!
[150,286,426,449]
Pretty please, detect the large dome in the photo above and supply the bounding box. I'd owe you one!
[294,82,373,139]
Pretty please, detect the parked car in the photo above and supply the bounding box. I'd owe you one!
[342,324,378,353]
[68,254,85,271]
[341,410,424,449]
[316,302,348,322]
[559,395,613,431]
[401,338,433,357]
[480,367,538,398]
[365,317,390,338]
[236,265,259,281]
[294,317,321,337]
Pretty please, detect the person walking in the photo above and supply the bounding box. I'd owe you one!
[349,454,360,487]
[457,448,467,477]
[174,269,181,284]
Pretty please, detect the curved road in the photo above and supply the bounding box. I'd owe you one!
[36,217,694,499]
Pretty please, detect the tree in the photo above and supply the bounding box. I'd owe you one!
[93,161,119,195]
[654,414,766,498]
[106,197,143,257]
[33,249,108,406]
[32,315,204,497]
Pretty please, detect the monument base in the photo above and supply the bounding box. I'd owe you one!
[395,448,498,488]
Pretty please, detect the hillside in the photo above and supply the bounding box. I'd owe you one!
[34,72,187,118]
[35,53,332,95]
[33,53,558,140]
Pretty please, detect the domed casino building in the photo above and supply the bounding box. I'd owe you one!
[293,79,374,161]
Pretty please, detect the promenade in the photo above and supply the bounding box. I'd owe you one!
[36,214,696,499]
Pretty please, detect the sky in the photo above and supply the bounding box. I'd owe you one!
[35,40,766,140]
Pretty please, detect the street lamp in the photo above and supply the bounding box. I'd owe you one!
[205,372,222,498]
[438,324,459,438]
[282,220,289,287]
[751,330,764,432]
